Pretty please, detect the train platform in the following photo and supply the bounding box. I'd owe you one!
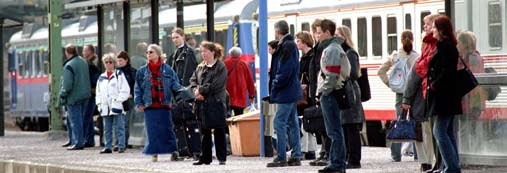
[0,130,505,173]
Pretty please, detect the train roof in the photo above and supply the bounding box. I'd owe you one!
[267,0,413,16]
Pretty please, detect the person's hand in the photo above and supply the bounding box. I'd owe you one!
[137,106,145,111]
[249,98,255,104]
[194,89,200,97]
[196,95,205,101]
[400,104,411,110]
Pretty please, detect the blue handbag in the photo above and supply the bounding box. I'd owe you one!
[386,110,416,141]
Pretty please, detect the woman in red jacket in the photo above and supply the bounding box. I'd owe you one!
[224,47,256,116]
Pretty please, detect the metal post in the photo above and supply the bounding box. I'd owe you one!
[151,0,159,44]
[97,5,104,71]
[258,0,268,157]
[206,0,214,42]
[176,0,184,29]
[0,18,4,136]
[49,0,64,131]
[123,1,130,52]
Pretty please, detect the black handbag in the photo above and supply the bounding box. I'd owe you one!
[122,99,134,112]
[357,68,371,102]
[198,98,227,129]
[386,110,417,142]
[302,106,325,133]
[172,102,195,124]
[332,80,356,109]
[455,57,478,97]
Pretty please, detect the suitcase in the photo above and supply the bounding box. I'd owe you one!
[174,120,202,158]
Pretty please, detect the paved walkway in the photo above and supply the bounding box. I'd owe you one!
[0,131,504,173]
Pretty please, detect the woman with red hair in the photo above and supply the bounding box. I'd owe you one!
[427,15,462,173]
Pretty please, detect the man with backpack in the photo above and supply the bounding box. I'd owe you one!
[378,30,419,162]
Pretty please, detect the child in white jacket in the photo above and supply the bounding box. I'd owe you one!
[96,53,130,154]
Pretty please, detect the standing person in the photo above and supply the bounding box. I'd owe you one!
[117,51,137,149]
[224,47,256,116]
[336,25,365,169]
[266,20,302,168]
[316,19,350,173]
[427,15,462,173]
[167,27,198,86]
[295,31,317,160]
[134,44,182,162]
[190,41,228,165]
[96,53,130,154]
[58,44,91,150]
[130,42,148,69]
[308,19,332,167]
[378,30,419,162]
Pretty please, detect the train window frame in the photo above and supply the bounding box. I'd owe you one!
[42,50,49,77]
[372,16,382,57]
[405,13,412,30]
[357,17,368,57]
[17,51,24,78]
[301,22,310,32]
[342,18,351,31]
[289,24,295,36]
[387,15,397,55]
[488,0,503,49]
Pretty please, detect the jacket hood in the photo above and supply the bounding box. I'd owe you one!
[318,37,344,50]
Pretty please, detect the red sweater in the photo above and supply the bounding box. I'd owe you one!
[416,34,437,98]
[224,57,256,108]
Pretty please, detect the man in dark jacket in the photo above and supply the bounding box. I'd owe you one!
[167,27,198,87]
[81,44,100,148]
[266,20,302,168]
[59,44,91,150]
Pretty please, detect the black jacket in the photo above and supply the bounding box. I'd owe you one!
[308,42,324,102]
[88,60,100,97]
[426,39,462,116]
[167,43,198,86]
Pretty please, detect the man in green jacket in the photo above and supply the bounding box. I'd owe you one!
[59,44,91,150]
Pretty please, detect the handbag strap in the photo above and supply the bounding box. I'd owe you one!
[459,56,469,70]
[228,58,241,77]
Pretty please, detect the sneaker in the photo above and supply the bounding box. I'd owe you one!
[310,158,328,166]
[287,157,301,166]
[266,157,288,167]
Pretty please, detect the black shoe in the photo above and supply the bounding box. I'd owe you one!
[83,143,95,148]
[118,148,126,153]
[219,161,226,165]
[266,157,288,167]
[310,158,328,166]
[100,149,112,154]
[346,163,361,169]
[305,151,316,160]
[67,145,84,150]
[61,142,71,147]
[171,152,183,161]
[287,157,301,166]
[420,164,432,172]
[193,161,210,165]
[391,158,401,162]
[319,167,346,173]
[113,147,119,152]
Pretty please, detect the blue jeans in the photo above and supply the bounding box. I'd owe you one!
[433,114,460,173]
[66,115,73,144]
[273,102,302,159]
[66,99,88,148]
[83,98,96,146]
[103,114,126,150]
[320,94,346,170]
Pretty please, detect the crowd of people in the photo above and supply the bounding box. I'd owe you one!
[56,13,476,173]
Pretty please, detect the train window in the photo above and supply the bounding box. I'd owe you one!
[301,22,310,32]
[357,17,368,57]
[43,51,49,76]
[405,13,411,30]
[216,30,227,49]
[372,16,382,56]
[17,52,24,78]
[488,1,502,48]
[33,51,41,77]
[420,11,431,33]
[289,24,295,36]
[387,16,397,54]
[342,19,351,30]
[25,51,32,78]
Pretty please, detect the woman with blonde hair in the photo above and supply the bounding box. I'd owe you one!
[336,25,365,169]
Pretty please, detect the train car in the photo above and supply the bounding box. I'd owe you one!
[266,0,507,146]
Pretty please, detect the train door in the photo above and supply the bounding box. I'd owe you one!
[7,47,17,110]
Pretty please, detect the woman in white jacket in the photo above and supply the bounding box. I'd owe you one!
[96,53,130,154]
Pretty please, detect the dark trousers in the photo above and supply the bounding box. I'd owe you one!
[200,128,227,163]
[231,106,244,116]
[343,123,362,165]
[318,131,331,159]
[83,98,96,146]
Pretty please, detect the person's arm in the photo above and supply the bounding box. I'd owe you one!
[244,62,256,101]
[378,52,395,87]
[116,72,131,103]
[58,65,74,105]
[134,68,145,109]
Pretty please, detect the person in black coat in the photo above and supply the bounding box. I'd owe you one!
[117,51,137,149]
[167,27,198,87]
[427,16,462,173]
